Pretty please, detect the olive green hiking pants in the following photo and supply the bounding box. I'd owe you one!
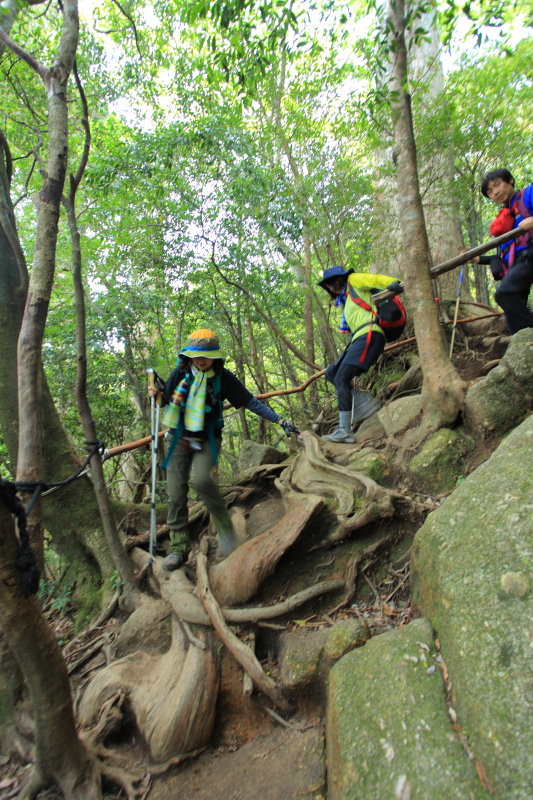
[166,437,238,558]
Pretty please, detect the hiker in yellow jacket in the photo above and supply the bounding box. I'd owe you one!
[317,266,402,443]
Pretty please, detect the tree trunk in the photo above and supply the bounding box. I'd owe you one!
[371,8,466,303]
[406,12,465,301]
[15,2,81,563]
[62,76,140,604]
[64,194,140,604]
[0,82,111,602]
[387,0,465,430]
[0,497,101,798]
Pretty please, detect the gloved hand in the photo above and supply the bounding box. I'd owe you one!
[386,280,403,294]
[281,420,300,436]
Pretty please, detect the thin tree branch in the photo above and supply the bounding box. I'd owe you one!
[70,59,91,193]
[0,26,49,85]
[110,0,143,58]
[210,247,321,371]
[0,129,13,184]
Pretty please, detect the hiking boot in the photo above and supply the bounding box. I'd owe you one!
[162,552,184,571]
[351,390,382,426]
[322,426,355,443]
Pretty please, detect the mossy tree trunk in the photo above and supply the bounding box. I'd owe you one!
[0,84,113,600]
[0,498,101,799]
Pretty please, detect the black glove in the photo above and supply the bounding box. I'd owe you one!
[281,420,300,436]
[489,255,504,281]
[386,280,403,294]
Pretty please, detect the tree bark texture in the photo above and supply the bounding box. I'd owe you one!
[0,498,101,798]
[0,10,112,594]
[16,0,79,504]
[406,11,466,301]
[371,9,466,302]
[78,614,219,762]
[386,0,465,429]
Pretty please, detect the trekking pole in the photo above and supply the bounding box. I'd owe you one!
[449,266,465,358]
[147,369,162,571]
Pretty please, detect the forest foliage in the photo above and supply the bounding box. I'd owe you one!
[1,0,532,491]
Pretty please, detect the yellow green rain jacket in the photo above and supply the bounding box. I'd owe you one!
[343,272,397,342]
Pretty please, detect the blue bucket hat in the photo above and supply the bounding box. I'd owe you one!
[317,265,353,290]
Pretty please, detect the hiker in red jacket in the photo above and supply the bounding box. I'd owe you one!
[480,169,533,333]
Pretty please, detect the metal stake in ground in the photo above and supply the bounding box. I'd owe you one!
[147,369,162,570]
[449,266,465,358]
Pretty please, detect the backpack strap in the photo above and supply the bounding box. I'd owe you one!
[161,417,184,471]
[206,373,223,465]
[506,190,532,268]
[347,284,377,316]
[513,189,531,220]
[347,285,383,361]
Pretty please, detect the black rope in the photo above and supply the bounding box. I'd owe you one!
[0,440,105,598]
[0,479,40,598]
[13,440,105,511]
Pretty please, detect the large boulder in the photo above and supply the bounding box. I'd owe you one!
[237,440,288,474]
[408,428,473,494]
[278,619,369,689]
[327,618,485,799]
[378,395,422,437]
[464,328,533,434]
[412,414,533,800]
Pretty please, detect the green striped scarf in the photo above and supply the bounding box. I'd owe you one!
[184,367,215,431]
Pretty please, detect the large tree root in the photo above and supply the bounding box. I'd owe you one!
[208,493,324,606]
[195,540,291,714]
[129,547,344,623]
[78,622,219,763]
[278,432,401,546]
[19,761,146,800]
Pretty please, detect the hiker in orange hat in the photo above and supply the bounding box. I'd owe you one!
[148,329,299,570]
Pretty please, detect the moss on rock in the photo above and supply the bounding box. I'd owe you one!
[279,619,370,690]
[327,618,485,799]
[464,329,533,434]
[412,415,533,799]
[502,328,533,388]
[408,428,473,494]
[322,619,369,666]
[345,449,389,484]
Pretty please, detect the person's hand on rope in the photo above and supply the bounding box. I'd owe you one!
[280,420,300,436]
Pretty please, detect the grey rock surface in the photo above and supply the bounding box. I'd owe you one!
[327,618,485,799]
[378,395,422,437]
[412,414,533,800]
[237,439,287,474]
[464,328,533,433]
[279,619,369,689]
[408,427,473,493]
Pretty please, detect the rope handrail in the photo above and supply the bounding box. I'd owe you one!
[104,310,502,459]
